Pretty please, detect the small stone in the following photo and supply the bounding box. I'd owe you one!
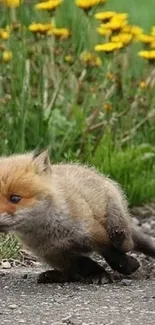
[23,274,28,279]
[19,320,26,323]
[8,304,18,309]
[62,316,79,325]
[121,279,132,286]
[1,261,11,269]
[0,271,6,277]
[132,217,140,226]
[142,222,151,232]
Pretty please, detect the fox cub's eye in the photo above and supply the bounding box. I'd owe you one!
[9,195,21,204]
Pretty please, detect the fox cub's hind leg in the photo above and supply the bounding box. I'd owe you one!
[37,255,112,284]
[107,200,134,253]
[100,199,140,275]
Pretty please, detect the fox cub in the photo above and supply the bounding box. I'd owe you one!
[0,150,155,284]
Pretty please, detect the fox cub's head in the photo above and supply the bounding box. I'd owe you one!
[0,150,52,233]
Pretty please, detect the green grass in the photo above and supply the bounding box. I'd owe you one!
[0,0,155,258]
[0,234,21,259]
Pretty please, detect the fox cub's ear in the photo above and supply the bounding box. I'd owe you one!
[32,149,51,175]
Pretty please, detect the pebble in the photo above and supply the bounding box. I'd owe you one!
[142,222,151,232]
[132,217,140,226]
[8,304,18,309]
[121,279,132,286]
[1,261,11,269]
[0,271,6,277]
[18,320,26,324]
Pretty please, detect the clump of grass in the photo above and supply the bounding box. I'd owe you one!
[0,234,21,259]
[89,133,155,206]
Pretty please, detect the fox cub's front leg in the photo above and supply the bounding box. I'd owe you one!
[37,255,112,284]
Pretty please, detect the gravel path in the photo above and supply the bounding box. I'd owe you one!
[0,268,155,325]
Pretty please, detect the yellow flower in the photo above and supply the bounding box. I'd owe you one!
[35,0,63,11]
[28,23,53,34]
[2,0,21,7]
[76,0,106,10]
[150,42,155,49]
[104,102,112,111]
[95,42,123,52]
[48,28,71,39]
[102,17,127,32]
[139,81,147,89]
[0,28,10,40]
[112,13,128,20]
[2,50,13,63]
[151,26,155,37]
[137,34,155,44]
[122,25,143,37]
[106,72,115,81]
[97,26,111,36]
[80,51,102,66]
[100,13,128,32]
[138,50,155,60]
[111,33,133,46]
[94,11,116,22]
[64,55,73,63]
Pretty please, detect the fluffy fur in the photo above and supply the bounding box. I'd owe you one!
[0,150,155,283]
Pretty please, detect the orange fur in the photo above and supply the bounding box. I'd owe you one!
[0,153,52,213]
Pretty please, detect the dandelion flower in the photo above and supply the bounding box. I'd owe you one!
[80,51,102,66]
[2,0,21,7]
[0,28,10,40]
[122,25,143,37]
[106,72,115,81]
[95,42,123,52]
[139,81,147,89]
[97,26,111,36]
[137,34,155,44]
[48,28,71,39]
[35,0,63,11]
[138,50,155,60]
[64,55,73,63]
[94,11,116,22]
[150,42,155,49]
[104,102,112,111]
[28,23,53,34]
[102,17,127,32]
[76,0,107,10]
[113,13,128,20]
[111,33,133,46]
[151,27,155,37]
[2,50,13,63]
